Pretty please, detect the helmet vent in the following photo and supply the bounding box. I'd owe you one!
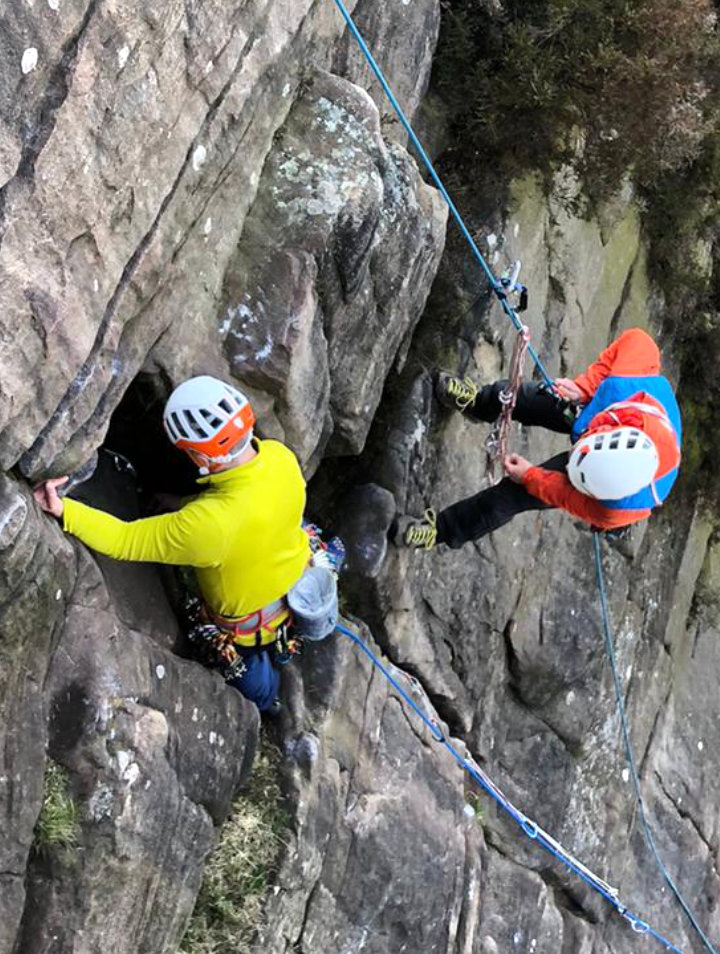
[218,398,233,415]
[627,434,638,449]
[609,435,620,450]
[184,410,206,439]
[200,408,222,428]
[171,412,188,440]
[594,435,603,450]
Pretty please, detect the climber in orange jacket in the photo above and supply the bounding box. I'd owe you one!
[393,328,682,549]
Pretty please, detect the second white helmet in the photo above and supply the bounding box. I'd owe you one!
[567,427,659,500]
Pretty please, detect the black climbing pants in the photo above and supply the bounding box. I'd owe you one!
[436,381,574,549]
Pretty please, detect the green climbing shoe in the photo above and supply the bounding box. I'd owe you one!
[435,371,479,413]
[392,510,438,550]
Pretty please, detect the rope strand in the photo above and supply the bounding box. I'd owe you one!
[338,621,692,954]
[592,533,718,954]
[331,5,716,950]
[330,0,554,387]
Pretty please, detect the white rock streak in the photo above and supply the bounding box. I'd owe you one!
[21,48,39,74]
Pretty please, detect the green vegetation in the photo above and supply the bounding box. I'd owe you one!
[433,0,720,495]
[180,740,289,954]
[435,0,719,201]
[466,791,486,822]
[33,760,79,852]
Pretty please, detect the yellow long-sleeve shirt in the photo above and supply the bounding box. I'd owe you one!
[63,439,310,617]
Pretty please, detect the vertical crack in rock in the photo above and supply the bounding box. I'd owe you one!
[637,680,674,779]
[654,770,719,876]
[293,878,322,953]
[17,22,268,476]
[539,868,599,925]
[0,0,100,252]
[608,248,641,342]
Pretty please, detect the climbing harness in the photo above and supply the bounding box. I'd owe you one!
[593,534,719,954]
[206,598,289,648]
[185,596,248,682]
[338,621,697,954]
[484,323,530,484]
[331,4,716,951]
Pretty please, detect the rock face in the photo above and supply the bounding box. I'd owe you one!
[0,0,445,480]
[0,461,258,954]
[312,174,720,953]
[211,68,446,465]
[0,1,449,953]
[1,2,719,954]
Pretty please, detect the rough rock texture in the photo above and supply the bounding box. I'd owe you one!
[0,476,75,954]
[261,625,485,954]
[0,0,444,479]
[0,461,258,954]
[0,1,449,953]
[309,174,720,953]
[213,68,446,465]
[2,1,719,954]
[334,0,441,144]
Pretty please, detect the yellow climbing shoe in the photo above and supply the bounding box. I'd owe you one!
[435,371,479,412]
[393,509,438,550]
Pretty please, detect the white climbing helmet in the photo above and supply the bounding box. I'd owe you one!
[567,427,659,500]
[163,376,255,468]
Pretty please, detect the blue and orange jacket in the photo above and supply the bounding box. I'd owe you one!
[523,328,682,530]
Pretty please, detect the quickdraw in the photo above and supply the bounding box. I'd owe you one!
[484,323,530,484]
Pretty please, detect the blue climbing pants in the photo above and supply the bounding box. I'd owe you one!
[228,650,280,712]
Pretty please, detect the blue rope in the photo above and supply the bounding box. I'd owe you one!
[331,0,554,388]
[331,4,715,948]
[337,621,691,954]
[592,533,719,954]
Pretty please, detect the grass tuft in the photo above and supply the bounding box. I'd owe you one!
[180,739,289,954]
[33,760,79,852]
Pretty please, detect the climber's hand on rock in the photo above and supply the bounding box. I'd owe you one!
[33,477,68,519]
[504,454,531,483]
[553,378,584,403]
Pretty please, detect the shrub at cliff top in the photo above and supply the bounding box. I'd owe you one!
[435,0,719,199]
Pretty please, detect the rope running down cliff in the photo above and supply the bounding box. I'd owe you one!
[331,2,718,952]
[337,621,689,954]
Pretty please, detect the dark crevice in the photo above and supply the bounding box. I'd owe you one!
[539,867,600,925]
[384,648,466,741]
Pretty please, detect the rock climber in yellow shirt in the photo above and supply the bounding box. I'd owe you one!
[34,376,311,712]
